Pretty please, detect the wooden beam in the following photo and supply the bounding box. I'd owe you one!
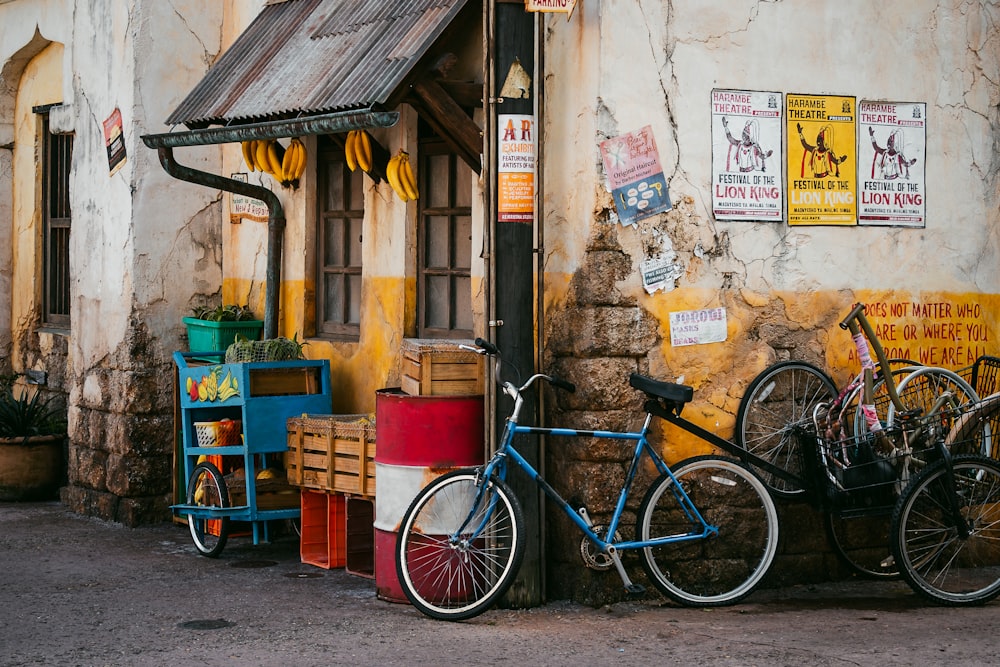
[410,77,483,173]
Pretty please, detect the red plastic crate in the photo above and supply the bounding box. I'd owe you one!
[300,489,346,569]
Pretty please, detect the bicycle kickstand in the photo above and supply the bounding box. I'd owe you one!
[607,547,646,597]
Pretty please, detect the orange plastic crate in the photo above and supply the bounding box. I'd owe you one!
[299,489,346,569]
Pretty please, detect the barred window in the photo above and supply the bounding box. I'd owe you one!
[417,137,473,339]
[38,108,72,327]
[316,136,364,339]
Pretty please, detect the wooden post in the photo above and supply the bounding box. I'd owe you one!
[490,0,541,608]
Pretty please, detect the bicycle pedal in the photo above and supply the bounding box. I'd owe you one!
[624,584,646,597]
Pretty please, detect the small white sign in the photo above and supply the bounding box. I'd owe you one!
[230,173,269,223]
[641,255,682,294]
[669,307,727,347]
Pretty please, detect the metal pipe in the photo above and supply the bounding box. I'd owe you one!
[141,109,399,339]
[141,109,398,148]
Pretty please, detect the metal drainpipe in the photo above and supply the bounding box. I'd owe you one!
[142,109,399,339]
[155,146,285,339]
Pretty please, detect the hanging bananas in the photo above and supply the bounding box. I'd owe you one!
[344,129,373,173]
[345,131,358,172]
[239,138,307,188]
[241,140,257,172]
[255,139,273,175]
[386,150,407,202]
[279,137,306,187]
[386,149,419,202]
[398,150,418,200]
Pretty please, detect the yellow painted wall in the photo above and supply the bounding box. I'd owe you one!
[11,42,63,369]
[221,108,428,415]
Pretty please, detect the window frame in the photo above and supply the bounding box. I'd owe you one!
[416,137,474,340]
[37,107,72,329]
[315,136,364,340]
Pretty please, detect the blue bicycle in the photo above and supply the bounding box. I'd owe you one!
[394,339,779,620]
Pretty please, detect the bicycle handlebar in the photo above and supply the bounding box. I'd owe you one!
[839,302,867,330]
[464,339,576,394]
[474,337,498,355]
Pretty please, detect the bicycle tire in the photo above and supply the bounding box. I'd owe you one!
[637,456,779,606]
[186,461,230,558]
[890,454,1000,606]
[395,469,525,621]
[946,392,1000,457]
[736,360,838,497]
[824,512,898,579]
[886,366,980,435]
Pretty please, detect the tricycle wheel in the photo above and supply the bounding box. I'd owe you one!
[186,461,230,557]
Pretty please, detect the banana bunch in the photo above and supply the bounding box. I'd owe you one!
[344,129,372,173]
[386,149,419,202]
[240,138,307,188]
[216,369,240,401]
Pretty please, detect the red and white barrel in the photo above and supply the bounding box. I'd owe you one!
[374,389,484,603]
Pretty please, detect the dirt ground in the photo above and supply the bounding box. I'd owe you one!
[2,501,998,666]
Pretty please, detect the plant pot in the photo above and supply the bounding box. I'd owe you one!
[0,434,65,501]
[183,317,264,353]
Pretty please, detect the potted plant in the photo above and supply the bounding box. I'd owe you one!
[183,302,264,353]
[0,374,67,501]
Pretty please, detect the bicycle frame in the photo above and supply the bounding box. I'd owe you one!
[489,414,716,554]
[455,357,720,590]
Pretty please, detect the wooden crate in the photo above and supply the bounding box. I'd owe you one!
[286,415,376,496]
[249,366,322,396]
[226,468,300,510]
[400,339,484,396]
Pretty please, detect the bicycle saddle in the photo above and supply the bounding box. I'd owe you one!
[629,373,693,404]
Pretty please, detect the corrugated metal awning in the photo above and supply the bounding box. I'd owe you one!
[165,0,472,130]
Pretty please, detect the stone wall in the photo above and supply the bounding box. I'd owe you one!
[61,316,174,525]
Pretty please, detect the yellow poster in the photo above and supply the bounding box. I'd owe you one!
[786,94,857,225]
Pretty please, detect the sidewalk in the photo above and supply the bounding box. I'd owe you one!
[1,501,997,666]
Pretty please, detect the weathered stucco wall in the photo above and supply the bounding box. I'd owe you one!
[539,1,1000,602]
[0,0,231,524]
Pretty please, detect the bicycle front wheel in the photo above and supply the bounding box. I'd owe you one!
[736,360,837,497]
[186,461,230,558]
[395,469,524,621]
[891,455,1000,606]
[637,456,779,606]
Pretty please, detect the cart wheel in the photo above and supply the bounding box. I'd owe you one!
[186,461,230,557]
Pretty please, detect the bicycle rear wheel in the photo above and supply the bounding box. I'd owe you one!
[186,461,230,558]
[637,456,779,606]
[890,455,1000,606]
[886,366,980,435]
[736,360,837,497]
[395,469,524,621]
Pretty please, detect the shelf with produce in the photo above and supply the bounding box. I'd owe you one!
[171,351,333,551]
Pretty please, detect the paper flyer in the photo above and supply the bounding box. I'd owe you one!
[711,89,783,221]
[786,94,857,225]
[498,114,536,223]
[669,308,728,347]
[857,101,926,227]
[600,126,672,226]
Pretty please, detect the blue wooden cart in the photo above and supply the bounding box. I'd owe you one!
[172,351,332,556]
